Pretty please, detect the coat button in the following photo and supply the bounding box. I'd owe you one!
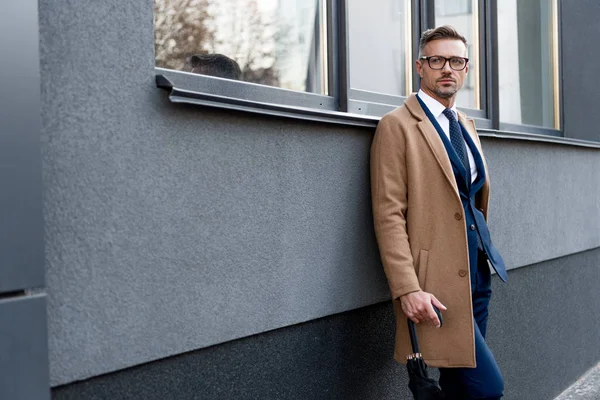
[454,213,462,220]
[470,224,476,231]
[458,269,468,277]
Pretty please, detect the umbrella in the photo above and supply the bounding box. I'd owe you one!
[406,306,445,399]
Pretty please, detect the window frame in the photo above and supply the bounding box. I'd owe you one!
[154,0,564,137]
[424,0,487,117]
[155,0,341,111]
[344,0,414,116]
[489,0,563,135]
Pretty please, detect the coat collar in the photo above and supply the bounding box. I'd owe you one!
[404,94,460,201]
[417,89,459,122]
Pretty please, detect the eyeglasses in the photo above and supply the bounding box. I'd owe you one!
[419,56,469,71]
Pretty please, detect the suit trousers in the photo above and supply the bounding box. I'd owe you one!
[438,252,504,400]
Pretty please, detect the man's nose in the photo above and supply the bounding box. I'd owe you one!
[441,60,453,72]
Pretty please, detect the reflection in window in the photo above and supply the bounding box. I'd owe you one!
[498,0,559,128]
[348,0,411,97]
[434,0,480,109]
[154,0,328,94]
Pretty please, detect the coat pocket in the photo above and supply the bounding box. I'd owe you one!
[417,249,429,290]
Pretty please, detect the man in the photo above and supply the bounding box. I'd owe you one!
[370,26,508,399]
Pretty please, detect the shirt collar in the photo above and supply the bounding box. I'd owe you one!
[417,89,458,120]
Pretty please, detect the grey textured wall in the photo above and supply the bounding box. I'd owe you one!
[40,0,600,388]
[561,0,600,141]
[52,248,600,400]
[483,139,600,268]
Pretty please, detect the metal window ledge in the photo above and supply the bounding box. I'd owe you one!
[156,74,379,128]
[156,74,600,150]
[478,129,600,149]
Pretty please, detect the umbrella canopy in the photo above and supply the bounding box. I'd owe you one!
[406,306,445,399]
[407,354,445,399]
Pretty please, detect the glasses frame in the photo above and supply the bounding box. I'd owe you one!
[419,55,470,71]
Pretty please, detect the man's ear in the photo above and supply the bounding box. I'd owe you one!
[416,60,423,78]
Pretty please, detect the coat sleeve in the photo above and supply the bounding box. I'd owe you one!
[370,114,421,300]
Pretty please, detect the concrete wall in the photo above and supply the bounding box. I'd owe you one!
[40,0,600,396]
[52,248,600,400]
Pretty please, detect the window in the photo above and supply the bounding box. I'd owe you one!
[436,0,472,16]
[347,0,412,98]
[154,0,562,135]
[498,0,559,129]
[154,0,328,94]
[434,0,480,110]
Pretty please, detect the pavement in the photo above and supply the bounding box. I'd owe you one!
[554,363,600,400]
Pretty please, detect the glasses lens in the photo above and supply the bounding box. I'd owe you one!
[429,56,443,69]
[450,57,466,70]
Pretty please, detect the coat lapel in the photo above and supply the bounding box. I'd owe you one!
[458,113,490,198]
[404,95,461,202]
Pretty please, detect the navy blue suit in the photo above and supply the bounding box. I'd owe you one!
[417,95,505,399]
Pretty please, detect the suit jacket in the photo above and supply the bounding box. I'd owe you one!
[416,94,507,289]
[370,94,498,368]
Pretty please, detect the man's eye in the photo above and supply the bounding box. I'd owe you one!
[450,58,464,66]
[430,57,442,64]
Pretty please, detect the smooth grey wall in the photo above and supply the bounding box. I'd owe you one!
[0,0,45,293]
[52,247,600,400]
[0,295,50,400]
[561,0,600,141]
[41,0,600,387]
[0,1,49,399]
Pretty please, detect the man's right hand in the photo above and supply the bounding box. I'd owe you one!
[399,290,447,328]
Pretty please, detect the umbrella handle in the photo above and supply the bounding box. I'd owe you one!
[407,305,443,355]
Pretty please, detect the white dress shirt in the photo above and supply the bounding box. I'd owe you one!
[418,89,478,183]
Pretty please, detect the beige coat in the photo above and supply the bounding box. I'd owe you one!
[370,94,491,368]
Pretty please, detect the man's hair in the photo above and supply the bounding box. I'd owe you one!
[418,25,468,57]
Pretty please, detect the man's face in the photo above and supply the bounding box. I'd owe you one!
[416,39,468,104]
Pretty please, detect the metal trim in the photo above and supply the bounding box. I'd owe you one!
[499,121,562,137]
[157,67,337,110]
[558,0,565,133]
[319,0,329,95]
[336,0,350,112]
[349,88,407,106]
[162,78,378,127]
[478,129,600,149]
[327,0,338,107]
[488,0,500,129]
[478,0,488,114]
[156,73,600,149]
[552,0,561,130]
[472,0,481,109]
[412,0,423,91]
[405,0,414,96]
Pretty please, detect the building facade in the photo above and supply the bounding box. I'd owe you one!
[2,0,600,399]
